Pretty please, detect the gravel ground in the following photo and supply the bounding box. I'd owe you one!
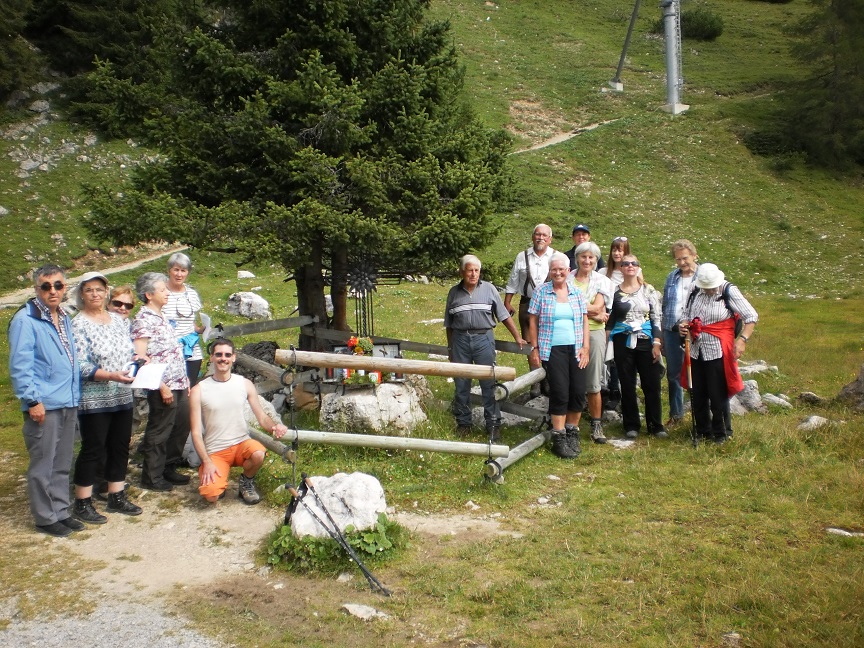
[1,601,227,647]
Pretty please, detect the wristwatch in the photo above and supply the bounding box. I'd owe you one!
[27,400,40,408]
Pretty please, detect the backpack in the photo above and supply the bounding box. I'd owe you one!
[685,282,743,337]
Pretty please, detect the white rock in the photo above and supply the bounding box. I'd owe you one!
[290,472,386,540]
[762,393,793,409]
[337,572,354,582]
[825,527,864,538]
[729,380,766,413]
[607,439,636,449]
[0,206,8,216]
[226,291,271,319]
[798,415,830,431]
[342,603,390,621]
[31,82,60,94]
[546,475,561,481]
[464,500,480,511]
[738,360,778,376]
[320,382,427,433]
[28,100,50,113]
[237,270,256,279]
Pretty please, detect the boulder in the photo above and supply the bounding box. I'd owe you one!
[28,99,50,113]
[226,291,271,319]
[320,382,427,433]
[798,391,827,406]
[738,360,778,376]
[798,415,830,431]
[838,364,864,411]
[290,472,386,539]
[729,380,766,414]
[762,393,793,409]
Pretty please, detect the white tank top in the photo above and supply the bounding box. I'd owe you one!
[198,374,250,454]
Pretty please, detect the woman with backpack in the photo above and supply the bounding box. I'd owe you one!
[678,263,758,444]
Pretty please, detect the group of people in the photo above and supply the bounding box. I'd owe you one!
[445,223,758,459]
[9,254,286,538]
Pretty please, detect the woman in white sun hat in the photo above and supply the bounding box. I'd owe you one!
[678,263,758,444]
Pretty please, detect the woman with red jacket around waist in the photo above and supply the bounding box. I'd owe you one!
[678,263,758,444]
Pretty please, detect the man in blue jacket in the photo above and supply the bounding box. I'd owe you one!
[9,264,83,537]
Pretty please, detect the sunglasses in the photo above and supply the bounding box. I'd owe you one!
[621,261,640,267]
[613,236,629,242]
[110,300,134,310]
[38,281,66,292]
[212,352,234,358]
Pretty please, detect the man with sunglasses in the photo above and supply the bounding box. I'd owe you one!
[9,264,83,537]
[189,338,288,504]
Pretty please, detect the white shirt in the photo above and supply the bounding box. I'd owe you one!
[505,247,556,299]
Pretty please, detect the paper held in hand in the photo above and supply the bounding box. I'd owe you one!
[128,363,168,390]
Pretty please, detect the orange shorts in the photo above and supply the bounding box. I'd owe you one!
[198,438,267,499]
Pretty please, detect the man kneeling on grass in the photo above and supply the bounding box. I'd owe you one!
[189,338,287,504]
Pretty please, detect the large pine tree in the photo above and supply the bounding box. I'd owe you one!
[83,0,511,343]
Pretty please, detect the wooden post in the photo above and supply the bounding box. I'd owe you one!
[274,348,516,381]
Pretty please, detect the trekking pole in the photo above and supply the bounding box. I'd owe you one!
[684,333,697,448]
[289,479,391,596]
[301,475,391,596]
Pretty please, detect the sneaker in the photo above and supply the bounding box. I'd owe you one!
[141,478,174,492]
[564,424,582,456]
[59,516,85,532]
[162,467,191,485]
[550,430,578,459]
[73,498,107,525]
[652,429,669,439]
[625,430,639,439]
[238,474,261,505]
[106,490,143,516]
[590,420,607,444]
[36,521,73,537]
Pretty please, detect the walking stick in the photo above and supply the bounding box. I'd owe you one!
[684,333,697,448]
[287,478,391,596]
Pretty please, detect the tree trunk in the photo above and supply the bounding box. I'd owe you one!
[330,247,350,331]
[294,244,328,351]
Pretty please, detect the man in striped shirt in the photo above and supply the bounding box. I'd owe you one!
[445,255,526,441]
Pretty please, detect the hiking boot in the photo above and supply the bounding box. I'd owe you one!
[652,428,669,439]
[141,477,173,492]
[590,419,607,444]
[455,424,473,438]
[73,497,107,525]
[625,430,639,439]
[550,430,578,459]
[106,490,143,516]
[59,516,85,531]
[564,424,582,456]
[238,474,261,505]
[36,521,73,537]
[162,467,191,485]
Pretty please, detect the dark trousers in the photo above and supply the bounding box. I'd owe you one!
[691,356,729,439]
[613,335,663,433]
[543,345,587,417]
[186,359,202,388]
[141,389,189,484]
[75,408,133,487]
[451,329,499,429]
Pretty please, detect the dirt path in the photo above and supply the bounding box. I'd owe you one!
[0,245,186,308]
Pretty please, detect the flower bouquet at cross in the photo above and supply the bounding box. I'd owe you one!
[347,336,374,355]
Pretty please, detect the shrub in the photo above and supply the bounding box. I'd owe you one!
[267,512,408,573]
[651,5,725,42]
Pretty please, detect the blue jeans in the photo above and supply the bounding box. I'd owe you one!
[451,330,499,429]
[663,329,686,420]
